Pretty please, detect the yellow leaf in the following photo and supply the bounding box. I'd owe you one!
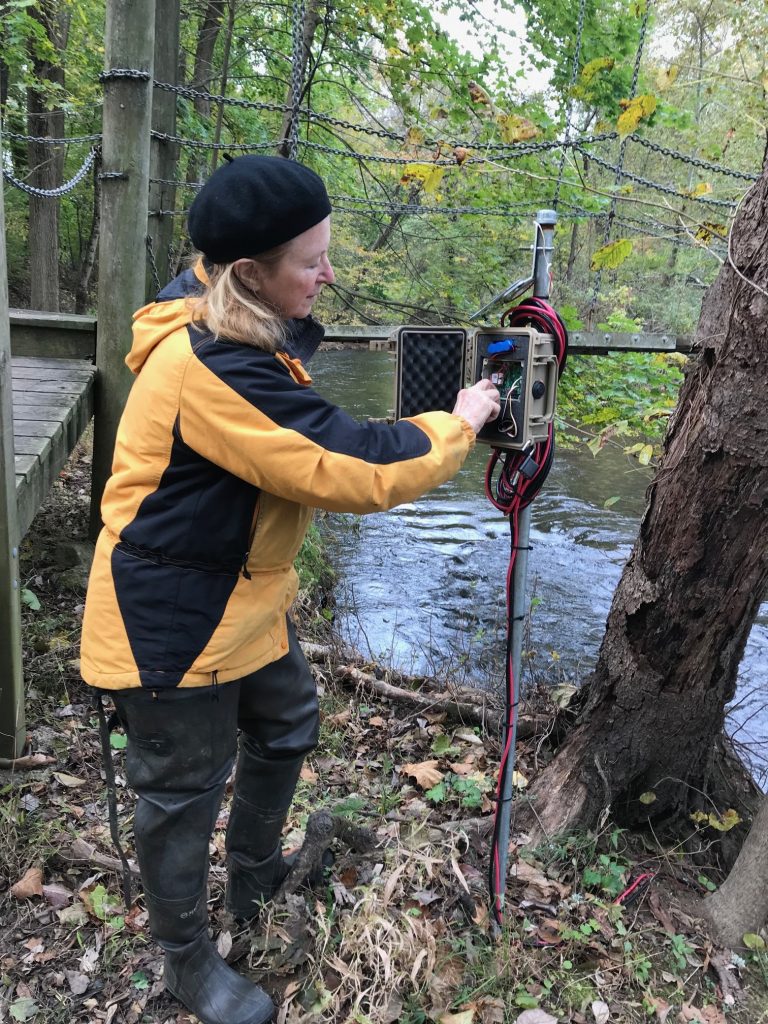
[637,444,654,466]
[400,162,444,195]
[684,181,713,198]
[512,770,528,789]
[590,238,633,271]
[439,1009,476,1024]
[581,57,615,84]
[708,808,741,832]
[617,94,657,136]
[402,759,444,788]
[695,221,728,244]
[468,81,492,105]
[639,791,657,804]
[405,125,425,147]
[495,113,539,143]
[690,810,709,824]
[656,64,679,91]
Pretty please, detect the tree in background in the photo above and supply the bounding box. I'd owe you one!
[523,147,768,887]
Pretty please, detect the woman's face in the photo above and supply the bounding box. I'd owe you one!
[253,216,335,319]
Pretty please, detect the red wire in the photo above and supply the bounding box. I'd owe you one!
[485,299,567,927]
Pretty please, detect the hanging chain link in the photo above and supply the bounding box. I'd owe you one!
[2,147,98,198]
[577,147,737,208]
[145,235,162,295]
[287,0,307,160]
[1,129,103,145]
[630,135,758,181]
[553,0,587,209]
[590,1,652,314]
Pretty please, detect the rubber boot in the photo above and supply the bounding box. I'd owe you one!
[112,685,275,1024]
[226,619,321,921]
[225,740,305,918]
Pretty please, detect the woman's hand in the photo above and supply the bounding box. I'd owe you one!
[451,379,501,434]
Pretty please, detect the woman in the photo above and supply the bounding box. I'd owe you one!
[80,155,500,1024]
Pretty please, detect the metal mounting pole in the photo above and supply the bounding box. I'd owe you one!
[494,209,557,923]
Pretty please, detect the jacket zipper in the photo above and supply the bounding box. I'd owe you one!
[241,499,261,579]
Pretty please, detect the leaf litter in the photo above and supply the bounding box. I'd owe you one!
[2,438,766,1024]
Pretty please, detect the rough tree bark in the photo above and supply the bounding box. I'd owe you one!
[523,148,768,850]
[26,0,70,311]
[184,0,226,187]
[277,0,322,157]
[701,796,768,947]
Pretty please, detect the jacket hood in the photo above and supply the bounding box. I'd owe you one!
[126,265,206,374]
[126,261,326,374]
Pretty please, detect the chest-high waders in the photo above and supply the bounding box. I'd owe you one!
[102,617,318,1024]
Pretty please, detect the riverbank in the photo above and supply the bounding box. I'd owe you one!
[2,441,767,1024]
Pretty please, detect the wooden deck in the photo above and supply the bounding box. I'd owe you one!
[12,356,96,537]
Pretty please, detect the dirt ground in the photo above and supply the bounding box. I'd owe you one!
[2,442,767,1024]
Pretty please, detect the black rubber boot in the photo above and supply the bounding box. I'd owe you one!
[112,685,275,1024]
[226,620,321,920]
[225,740,306,918]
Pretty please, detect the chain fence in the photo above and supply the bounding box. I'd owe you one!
[2,147,98,198]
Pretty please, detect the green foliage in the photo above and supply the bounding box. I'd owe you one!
[425,771,492,809]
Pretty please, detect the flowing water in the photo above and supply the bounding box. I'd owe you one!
[309,349,768,780]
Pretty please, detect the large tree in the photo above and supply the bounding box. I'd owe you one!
[523,146,768,851]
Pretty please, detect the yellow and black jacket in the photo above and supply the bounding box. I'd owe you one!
[81,265,474,691]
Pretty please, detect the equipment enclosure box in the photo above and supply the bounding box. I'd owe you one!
[469,328,558,450]
[394,327,468,418]
[394,326,558,450]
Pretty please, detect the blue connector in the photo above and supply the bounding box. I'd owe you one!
[487,339,516,354]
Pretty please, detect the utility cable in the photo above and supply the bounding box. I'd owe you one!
[485,298,568,929]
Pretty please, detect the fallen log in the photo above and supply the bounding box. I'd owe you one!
[334,664,547,739]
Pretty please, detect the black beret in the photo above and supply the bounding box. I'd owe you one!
[188,155,332,263]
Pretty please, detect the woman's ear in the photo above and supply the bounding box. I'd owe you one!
[233,258,261,291]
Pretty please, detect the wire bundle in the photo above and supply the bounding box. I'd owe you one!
[486,298,568,928]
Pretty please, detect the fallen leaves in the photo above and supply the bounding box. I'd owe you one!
[401,759,444,788]
[11,866,44,900]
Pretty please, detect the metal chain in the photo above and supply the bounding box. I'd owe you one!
[554,0,587,208]
[145,235,162,294]
[590,1,651,314]
[287,0,307,160]
[1,129,102,145]
[630,135,758,181]
[150,130,277,152]
[2,146,98,198]
[99,68,152,82]
[577,147,737,208]
[327,194,548,216]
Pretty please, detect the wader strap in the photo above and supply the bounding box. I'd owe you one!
[94,692,133,908]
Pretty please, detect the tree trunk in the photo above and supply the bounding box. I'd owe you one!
[701,796,768,947]
[523,149,768,847]
[277,0,322,157]
[185,0,226,186]
[26,2,71,311]
[74,156,101,314]
[371,183,421,252]
[565,220,579,284]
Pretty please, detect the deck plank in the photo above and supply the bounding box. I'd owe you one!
[12,356,96,537]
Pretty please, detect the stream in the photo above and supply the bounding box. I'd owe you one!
[309,349,768,783]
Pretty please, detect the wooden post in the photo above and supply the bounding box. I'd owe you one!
[89,0,156,539]
[0,129,26,760]
[147,0,181,298]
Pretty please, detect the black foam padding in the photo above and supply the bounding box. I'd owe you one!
[397,330,466,418]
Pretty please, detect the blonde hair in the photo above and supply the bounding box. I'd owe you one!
[189,245,290,352]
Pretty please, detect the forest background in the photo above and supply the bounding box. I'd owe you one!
[1,0,766,444]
